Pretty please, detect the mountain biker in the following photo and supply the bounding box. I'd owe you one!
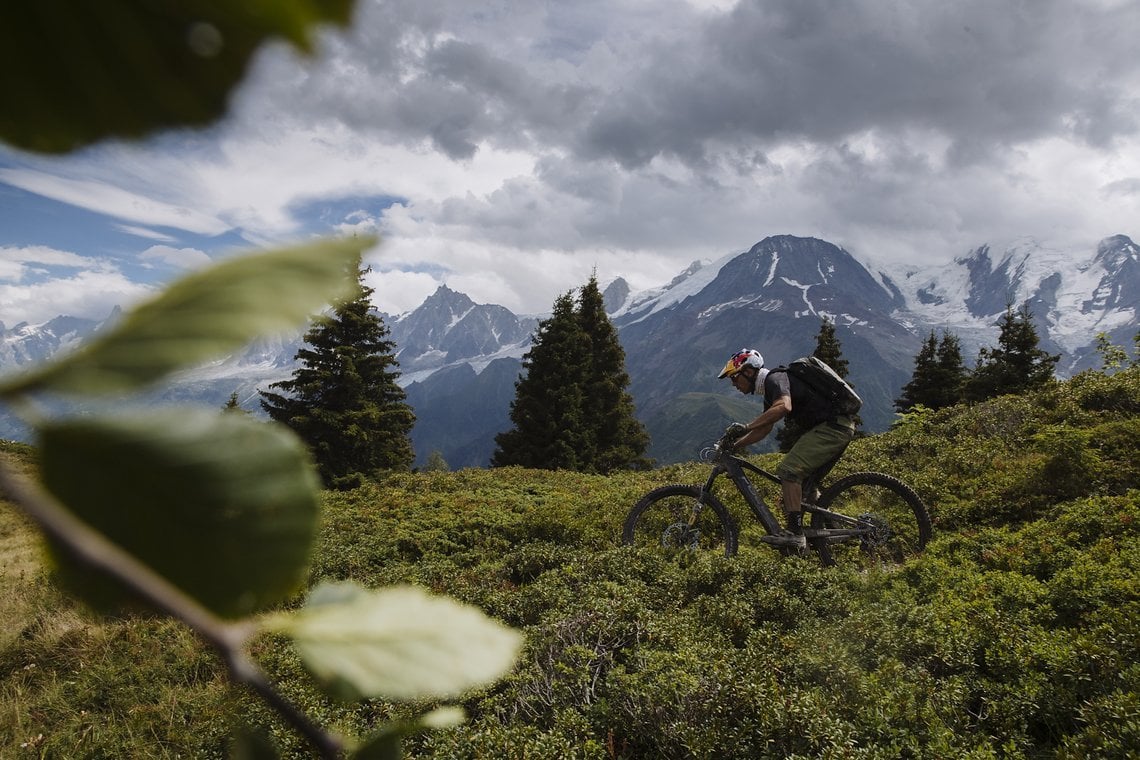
[718,348,856,549]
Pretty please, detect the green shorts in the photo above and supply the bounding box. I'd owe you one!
[776,416,855,483]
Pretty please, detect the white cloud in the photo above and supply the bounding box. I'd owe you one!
[0,270,153,326]
[365,267,441,315]
[2,0,1138,320]
[0,168,231,236]
[116,224,178,242]
[138,245,213,270]
[0,259,23,281]
[0,245,90,270]
[684,0,737,11]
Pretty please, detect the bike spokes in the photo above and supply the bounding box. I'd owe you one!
[622,484,738,557]
[813,473,931,566]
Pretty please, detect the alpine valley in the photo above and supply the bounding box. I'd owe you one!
[2,234,1137,466]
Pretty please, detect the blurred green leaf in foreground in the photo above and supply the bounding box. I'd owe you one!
[0,0,355,153]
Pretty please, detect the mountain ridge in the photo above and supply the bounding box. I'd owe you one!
[1,233,1135,465]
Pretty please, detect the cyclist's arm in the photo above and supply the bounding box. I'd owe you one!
[733,394,791,447]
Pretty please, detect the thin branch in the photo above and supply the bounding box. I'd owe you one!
[0,456,344,759]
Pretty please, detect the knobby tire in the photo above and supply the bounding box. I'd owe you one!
[811,471,931,567]
[622,484,739,557]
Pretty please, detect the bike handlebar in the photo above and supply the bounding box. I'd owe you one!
[700,431,740,461]
[701,438,728,461]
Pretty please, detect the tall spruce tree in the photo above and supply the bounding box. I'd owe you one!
[491,292,591,470]
[777,317,855,452]
[577,274,651,472]
[493,277,650,473]
[933,332,969,406]
[896,330,968,412]
[259,257,414,489]
[895,331,939,413]
[813,316,849,375]
[964,304,1060,402]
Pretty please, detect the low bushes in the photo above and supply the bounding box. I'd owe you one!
[0,370,1137,757]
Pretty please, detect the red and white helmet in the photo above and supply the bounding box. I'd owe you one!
[717,348,764,379]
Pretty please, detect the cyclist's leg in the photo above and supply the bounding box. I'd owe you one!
[776,421,855,534]
[803,452,842,502]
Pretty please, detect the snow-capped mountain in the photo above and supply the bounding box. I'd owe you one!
[0,311,113,367]
[871,234,1139,372]
[616,236,922,455]
[388,285,538,383]
[1,233,1135,466]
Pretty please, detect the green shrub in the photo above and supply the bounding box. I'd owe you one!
[2,367,1138,757]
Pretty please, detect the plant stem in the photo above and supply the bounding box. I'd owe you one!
[0,456,345,759]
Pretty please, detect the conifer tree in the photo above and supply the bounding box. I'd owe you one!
[896,330,968,412]
[259,257,414,489]
[423,450,450,473]
[491,292,591,470]
[777,317,856,452]
[813,316,849,378]
[933,331,969,406]
[222,391,245,414]
[493,277,650,473]
[964,304,1060,402]
[577,274,651,472]
[895,331,938,413]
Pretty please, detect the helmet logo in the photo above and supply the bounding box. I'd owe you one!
[718,348,764,379]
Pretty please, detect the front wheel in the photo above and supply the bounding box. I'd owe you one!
[622,485,739,557]
[811,472,931,567]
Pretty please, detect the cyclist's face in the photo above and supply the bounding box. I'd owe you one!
[731,368,756,394]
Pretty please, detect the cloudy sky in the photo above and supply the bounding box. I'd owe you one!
[2,0,1139,327]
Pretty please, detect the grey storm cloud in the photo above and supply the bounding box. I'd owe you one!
[4,0,1137,324]
[576,0,1140,167]
[277,0,1140,171]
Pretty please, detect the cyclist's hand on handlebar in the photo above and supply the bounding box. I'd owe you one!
[724,422,748,440]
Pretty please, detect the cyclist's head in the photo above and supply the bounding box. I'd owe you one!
[718,348,764,393]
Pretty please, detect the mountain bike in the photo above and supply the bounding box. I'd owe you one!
[622,428,931,566]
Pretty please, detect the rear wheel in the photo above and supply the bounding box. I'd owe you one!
[810,472,930,567]
[622,485,738,557]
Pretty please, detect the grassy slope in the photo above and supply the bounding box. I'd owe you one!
[0,442,42,652]
[0,370,1137,758]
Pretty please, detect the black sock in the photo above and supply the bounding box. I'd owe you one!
[786,510,803,534]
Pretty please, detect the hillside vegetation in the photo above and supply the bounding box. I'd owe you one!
[1,368,1138,758]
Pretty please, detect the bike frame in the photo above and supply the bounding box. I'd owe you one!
[701,452,785,535]
[702,447,872,543]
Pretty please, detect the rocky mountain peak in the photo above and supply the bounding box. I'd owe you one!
[959,244,1022,317]
[703,235,901,317]
[602,278,630,314]
[1083,234,1140,315]
[1094,234,1139,267]
[667,260,705,288]
[0,314,102,368]
[421,284,476,313]
[388,286,537,378]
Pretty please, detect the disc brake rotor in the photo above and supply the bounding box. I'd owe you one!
[662,522,701,549]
